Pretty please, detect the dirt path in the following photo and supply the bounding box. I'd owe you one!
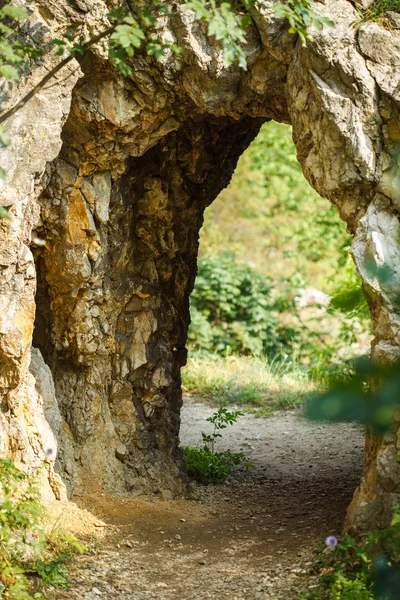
[57,399,364,600]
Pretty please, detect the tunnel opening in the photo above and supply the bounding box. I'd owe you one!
[29,61,268,497]
[183,120,372,406]
[180,119,370,534]
[29,96,371,523]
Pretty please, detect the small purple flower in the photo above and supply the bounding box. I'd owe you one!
[325,535,338,548]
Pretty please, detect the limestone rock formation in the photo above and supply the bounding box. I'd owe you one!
[1,0,400,528]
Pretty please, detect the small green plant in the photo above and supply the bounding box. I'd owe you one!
[184,407,251,483]
[0,458,85,599]
[299,503,400,600]
[355,0,400,26]
[0,458,45,598]
[184,446,249,484]
[201,407,245,452]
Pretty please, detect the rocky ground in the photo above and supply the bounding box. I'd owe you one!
[55,398,364,600]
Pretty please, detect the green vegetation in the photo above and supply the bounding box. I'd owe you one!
[0,3,32,82]
[184,121,370,412]
[306,356,400,434]
[184,407,251,483]
[355,0,400,26]
[184,446,249,484]
[182,354,316,414]
[273,0,334,44]
[298,504,400,600]
[189,252,303,357]
[186,0,334,66]
[0,459,85,600]
[198,121,352,286]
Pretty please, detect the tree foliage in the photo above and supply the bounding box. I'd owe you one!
[189,252,303,357]
[200,122,352,287]
[188,120,372,367]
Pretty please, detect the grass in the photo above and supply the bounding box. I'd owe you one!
[355,0,400,26]
[181,353,327,415]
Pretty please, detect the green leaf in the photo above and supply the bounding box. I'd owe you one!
[107,9,124,20]
[116,60,132,77]
[391,513,400,527]
[0,22,13,35]
[0,205,11,219]
[319,17,336,28]
[0,64,20,80]
[147,42,165,60]
[71,43,85,56]
[171,44,183,56]
[0,127,11,147]
[0,5,28,20]
[0,41,24,62]
[312,18,323,32]
[123,15,137,25]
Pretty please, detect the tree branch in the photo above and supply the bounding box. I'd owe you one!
[0,24,116,125]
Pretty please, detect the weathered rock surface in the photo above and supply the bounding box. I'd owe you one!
[1,0,400,529]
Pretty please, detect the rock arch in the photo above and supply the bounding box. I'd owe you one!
[1,0,399,529]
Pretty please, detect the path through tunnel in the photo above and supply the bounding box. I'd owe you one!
[57,404,365,600]
[178,119,370,552]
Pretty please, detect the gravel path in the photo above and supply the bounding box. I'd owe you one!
[56,399,364,600]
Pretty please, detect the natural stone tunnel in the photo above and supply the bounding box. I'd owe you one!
[1,0,400,530]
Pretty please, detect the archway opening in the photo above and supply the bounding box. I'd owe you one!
[183,121,372,407]
[180,120,371,543]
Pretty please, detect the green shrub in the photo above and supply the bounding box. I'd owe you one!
[300,503,400,600]
[330,574,374,599]
[184,407,251,483]
[184,446,249,484]
[0,459,85,600]
[188,252,301,357]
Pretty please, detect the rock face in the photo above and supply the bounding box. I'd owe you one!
[1,0,400,527]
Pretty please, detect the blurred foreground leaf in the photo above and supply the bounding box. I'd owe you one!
[306,356,400,434]
[0,205,10,219]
